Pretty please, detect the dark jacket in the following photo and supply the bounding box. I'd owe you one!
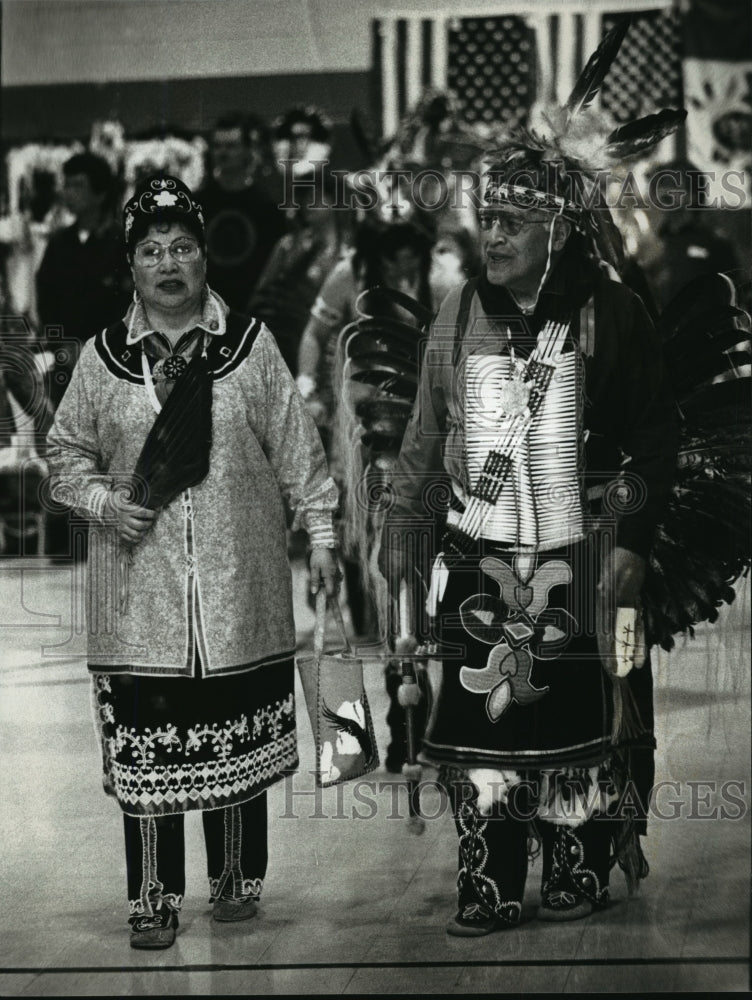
[198,180,288,312]
[36,220,132,342]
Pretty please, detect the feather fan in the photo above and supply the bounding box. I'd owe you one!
[346,317,427,358]
[119,354,213,614]
[357,287,435,328]
[132,353,213,509]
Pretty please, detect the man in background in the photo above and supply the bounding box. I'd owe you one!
[199,114,287,312]
[36,152,131,407]
[642,158,742,309]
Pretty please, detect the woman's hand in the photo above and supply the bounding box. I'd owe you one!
[309,547,342,597]
[105,493,156,546]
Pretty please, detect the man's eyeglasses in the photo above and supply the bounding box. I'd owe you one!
[478,210,547,236]
[133,238,202,267]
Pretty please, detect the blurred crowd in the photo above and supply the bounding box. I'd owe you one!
[0,92,747,625]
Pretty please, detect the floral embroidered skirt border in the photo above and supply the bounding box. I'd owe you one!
[422,541,655,774]
[91,658,298,818]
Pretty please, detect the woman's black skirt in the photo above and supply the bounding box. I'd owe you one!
[91,657,298,817]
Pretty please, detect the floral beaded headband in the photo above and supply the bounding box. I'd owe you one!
[123,175,205,244]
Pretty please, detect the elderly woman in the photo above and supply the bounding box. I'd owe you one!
[46,174,339,950]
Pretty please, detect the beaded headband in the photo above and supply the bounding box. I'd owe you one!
[123,175,204,244]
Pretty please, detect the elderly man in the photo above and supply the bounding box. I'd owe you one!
[379,139,678,935]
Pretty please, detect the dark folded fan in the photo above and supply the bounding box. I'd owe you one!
[132,353,213,510]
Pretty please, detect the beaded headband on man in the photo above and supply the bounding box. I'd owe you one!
[123,174,205,246]
[483,180,586,228]
[483,156,587,234]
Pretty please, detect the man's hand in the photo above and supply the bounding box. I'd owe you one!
[104,493,156,546]
[309,547,341,597]
[598,545,646,607]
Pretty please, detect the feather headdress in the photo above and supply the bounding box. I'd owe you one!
[483,17,687,270]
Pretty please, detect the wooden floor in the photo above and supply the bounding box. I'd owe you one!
[0,558,749,996]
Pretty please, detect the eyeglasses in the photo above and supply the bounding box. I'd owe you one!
[133,238,201,267]
[478,210,547,236]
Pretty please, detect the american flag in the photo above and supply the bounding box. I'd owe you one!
[375,5,682,140]
[601,8,683,123]
[446,15,536,127]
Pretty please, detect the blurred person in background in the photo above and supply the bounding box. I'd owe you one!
[273,105,333,188]
[250,105,343,374]
[640,159,742,309]
[250,162,352,378]
[296,203,442,770]
[199,114,287,312]
[296,212,437,443]
[36,152,131,407]
[296,211,437,629]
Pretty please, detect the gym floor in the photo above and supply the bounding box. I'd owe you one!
[0,558,749,996]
